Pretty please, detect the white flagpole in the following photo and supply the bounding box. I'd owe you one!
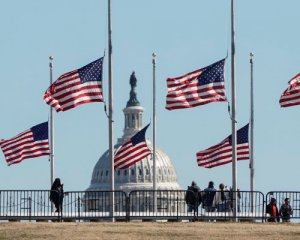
[250,52,254,209]
[152,53,157,212]
[231,0,238,220]
[108,0,115,221]
[49,56,54,187]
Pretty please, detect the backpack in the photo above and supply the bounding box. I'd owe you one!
[202,190,215,207]
[185,186,202,206]
[185,186,194,204]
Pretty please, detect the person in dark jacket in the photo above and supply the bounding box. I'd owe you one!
[202,181,217,212]
[279,198,293,222]
[50,178,64,212]
[185,181,201,216]
[266,197,280,222]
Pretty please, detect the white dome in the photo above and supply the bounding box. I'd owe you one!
[87,140,181,192]
[86,72,181,192]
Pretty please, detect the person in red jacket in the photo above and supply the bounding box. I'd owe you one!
[266,197,280,222]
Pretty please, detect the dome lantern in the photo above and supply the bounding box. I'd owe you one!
[119,71,144,144]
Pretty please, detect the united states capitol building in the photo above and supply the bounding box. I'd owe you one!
[87,72,181,193]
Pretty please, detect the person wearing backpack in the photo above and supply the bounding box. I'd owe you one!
[185,181,201,216]
[212,183,230,212]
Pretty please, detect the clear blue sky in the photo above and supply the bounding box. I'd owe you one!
[0,1,299,193]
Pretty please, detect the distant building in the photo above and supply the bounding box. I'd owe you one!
[86,72,181,193]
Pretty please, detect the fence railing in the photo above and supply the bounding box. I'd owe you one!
[128,190,265,222]
[64,191,127,221]
[0,190,297,222]
[266,191,300,221]
[0,190,59,221]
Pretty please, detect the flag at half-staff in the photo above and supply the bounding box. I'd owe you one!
[279,73,300,108]
[0,122,50,166]
[166,59,227,110]
[43,57,104,112]
[197,124,249,168]
[114,124,151,170]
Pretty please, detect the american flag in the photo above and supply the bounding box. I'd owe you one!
[114,124,151,170]
[0,122,50,166]
[197,124,249,168]
[43,57,104,112]
[279,73,300,107]
[166,59,227,110]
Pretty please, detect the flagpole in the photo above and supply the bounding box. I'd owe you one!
[152,53,157,212]
[250,52,254,210]
[108,0,115,221]
[231,0,238,220]
[49,56,54,187]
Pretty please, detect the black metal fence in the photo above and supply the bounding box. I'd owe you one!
[128,190,186,221]
[128,190,265,222]
[265,191,300,221]
[0,190,58,221]
[64,191,127,221]
[0,190,298,222]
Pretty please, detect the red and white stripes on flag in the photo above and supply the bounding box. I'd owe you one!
[166,59,227,110]
[279,73,300,107]
[43,58,104,112]
[114,124,151,170]
[197,124,249,168]
[0,122,50,166]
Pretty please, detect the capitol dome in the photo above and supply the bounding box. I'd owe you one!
[87,72,181,192]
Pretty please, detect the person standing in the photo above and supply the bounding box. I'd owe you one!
[266,197,280,222]
[279,198,293,222]
[202,181,217,212]
[185,181,201,216]
[213,183,230,212]
[50,178,64,212]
